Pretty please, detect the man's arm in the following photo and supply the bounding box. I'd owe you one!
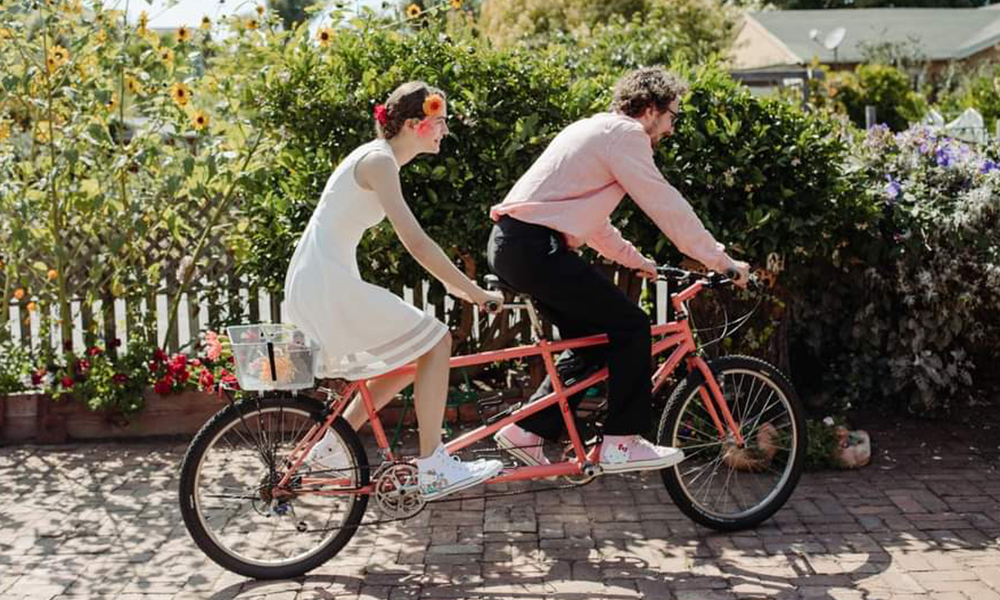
[586,220,656,275]
[606,126,735,274]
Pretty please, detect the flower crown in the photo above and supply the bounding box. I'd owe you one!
[373,92,444,128]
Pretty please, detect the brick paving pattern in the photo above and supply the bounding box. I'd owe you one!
[1,418,998,600]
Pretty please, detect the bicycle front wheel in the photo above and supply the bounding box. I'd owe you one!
[656,355,805,531]
[178,395,369,579]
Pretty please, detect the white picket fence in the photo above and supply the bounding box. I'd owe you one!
[5,278,674,355]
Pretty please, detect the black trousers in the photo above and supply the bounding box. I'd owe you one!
[487,216,652,440]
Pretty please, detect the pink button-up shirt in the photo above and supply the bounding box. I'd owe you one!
[490,112,733,273]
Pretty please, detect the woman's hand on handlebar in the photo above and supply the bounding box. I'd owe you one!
[473,288,505,314]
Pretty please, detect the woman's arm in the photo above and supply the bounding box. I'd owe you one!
[356,152,495,305]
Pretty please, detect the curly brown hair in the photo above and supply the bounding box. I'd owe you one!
[376,81,447,140]
[610,68,688,119]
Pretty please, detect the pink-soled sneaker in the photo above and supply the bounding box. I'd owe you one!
[599,435,685,473]
[494,423,551,466]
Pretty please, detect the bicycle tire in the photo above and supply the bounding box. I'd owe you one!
[178,395,369,579]
[656,355,805,531]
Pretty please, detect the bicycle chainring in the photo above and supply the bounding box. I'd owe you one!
[372,462,425,519]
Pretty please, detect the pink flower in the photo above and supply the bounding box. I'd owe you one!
[112,373,128,385]
[204,331,223,361]
[87,346,102,357]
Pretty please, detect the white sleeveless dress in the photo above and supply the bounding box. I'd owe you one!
[283,139,448,380]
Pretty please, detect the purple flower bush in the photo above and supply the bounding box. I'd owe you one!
[817,125,1000,412]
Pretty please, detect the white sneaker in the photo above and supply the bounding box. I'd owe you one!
[416,445,503,500]
[303,429,352,473]
[599,435,685,473]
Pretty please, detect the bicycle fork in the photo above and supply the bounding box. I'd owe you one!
[687,356,747,447]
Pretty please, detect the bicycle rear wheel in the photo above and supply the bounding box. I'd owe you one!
[656,355,805,531]
[178,395,369,579]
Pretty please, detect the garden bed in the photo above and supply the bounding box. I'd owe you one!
[0,390,500,445]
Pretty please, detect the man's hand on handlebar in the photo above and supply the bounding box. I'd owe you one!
[637,256,658,280]
[728,260,751,289]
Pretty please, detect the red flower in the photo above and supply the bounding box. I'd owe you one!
[153,348,168,363]
[168,354,187,377]
[153,375,174,395]
[63,340,73,352]
[190,358,202,367]
[148,360,160,373]
[112,373,128,385]
[74,358,91,373]
[31,369,47,386]
[87,346,102,356]
[61,376,74,389]
[198,369,215,391]
[111,338,122,348]
[374,103,388,126]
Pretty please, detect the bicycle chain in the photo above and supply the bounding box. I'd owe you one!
[287,442,599,532]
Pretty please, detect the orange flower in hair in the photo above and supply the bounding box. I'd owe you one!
[422,93,444,118]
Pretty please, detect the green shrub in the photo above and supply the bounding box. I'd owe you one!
[824,64,927,131]
[235,24,578,300]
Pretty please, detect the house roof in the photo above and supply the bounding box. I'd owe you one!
[745,8,1000,64]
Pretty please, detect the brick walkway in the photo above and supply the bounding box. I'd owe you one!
[1,417,999,600]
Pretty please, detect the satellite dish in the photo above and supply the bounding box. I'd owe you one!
[824,27,846,50]
[809,28,820,41]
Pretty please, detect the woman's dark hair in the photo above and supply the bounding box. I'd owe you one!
[610,67,688,118]
[376,81,447,139]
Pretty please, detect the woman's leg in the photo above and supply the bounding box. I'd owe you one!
[342,372,415,431]
[411,331,452,458]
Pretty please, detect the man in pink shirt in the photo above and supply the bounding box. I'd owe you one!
[488,67,750,473]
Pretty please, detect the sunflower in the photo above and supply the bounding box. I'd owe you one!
[47,269,58,281]
[47,45,70,71]
[126,75,143,95]
[137,10,148,33]
[176,26,190,43]
[256,4,265,16]
[0,121,10,143]
[451,0,461,8]
[169,82,190,107]
[316,27,333,47]
[247,18,259,30]
[105,94,118,112]
[160,47,174,64]
[405,3,421,19]
[422,93,444,117]
[0,28,13,40]
[201,15,212,30]
[190,110,209,131]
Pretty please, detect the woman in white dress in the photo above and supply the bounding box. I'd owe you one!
[283,81,504,499]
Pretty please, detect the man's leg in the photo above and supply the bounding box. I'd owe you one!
[488,222,652,440]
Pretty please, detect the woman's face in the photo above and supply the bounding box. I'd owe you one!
[408,102,449,154]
